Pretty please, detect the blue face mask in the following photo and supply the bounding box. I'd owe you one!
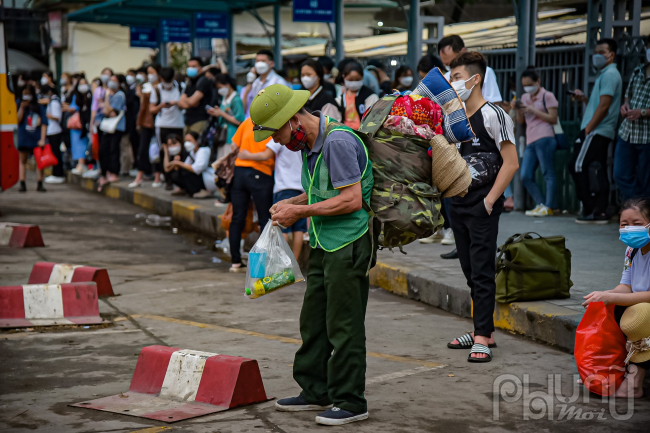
[186,67,198,78]
[620,224,650,249]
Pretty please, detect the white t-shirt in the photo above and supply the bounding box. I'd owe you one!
[185,147,216,192]
[266,140,304,194]
[621,247,650,293]
[150,82,184,128]
[46,96,62,136]
[445,66,503,103]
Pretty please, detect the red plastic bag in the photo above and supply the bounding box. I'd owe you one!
[574,302,627,396]
[33,144,58,170]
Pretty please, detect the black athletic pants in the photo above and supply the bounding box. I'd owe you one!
[47,133,64,177]
[99,131,123,176]
[449,199,503,338]
[137,127,154,175]
[170,169,204,196]
[228,167,274,264]
[568,130,611,216]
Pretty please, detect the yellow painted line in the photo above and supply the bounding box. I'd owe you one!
[105,185,120,199]
[172,201,200,224]
[131,314,444,369]
[129,427,172,433]
[369,262,409,297]
[133,190,154,210]
[84,179,94,190]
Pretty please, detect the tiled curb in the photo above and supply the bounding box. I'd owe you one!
[70,173,582,352]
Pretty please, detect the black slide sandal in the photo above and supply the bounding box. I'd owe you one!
[447,332,497,350]
[468,343,493,363]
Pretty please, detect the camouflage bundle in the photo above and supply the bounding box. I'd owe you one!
[359,96,444,251]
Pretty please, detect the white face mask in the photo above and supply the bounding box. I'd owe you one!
[100,74,110,84]
[451,74,478,102]
[345,79,363,92]
[107,81,118,90]
[41,77,49,86]
[399,76,413,87]
[323,73,332,80]
[126,75,136,85]
[22,95,32,101]
[444,65,451,72]
[17,79,25,87]
[136,74,145,83]
[168,145,181,156]
[254,61,270,75]
[246,71,257,83]
[60,78,67,85]
[523,85,539,94]
[184,141,196,153]
[78,84,89,93]
[217,86,230,97]
[255,62,271,75]
[148,74,158,83]
[301,75,318,89]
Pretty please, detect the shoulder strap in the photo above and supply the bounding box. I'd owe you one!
[631,248,639,261]
[542,91,547,112]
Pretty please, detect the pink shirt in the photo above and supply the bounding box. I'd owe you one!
[521,87,558,145]
[91,86,105,112]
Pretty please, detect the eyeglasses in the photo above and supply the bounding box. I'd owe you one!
[252,124,279,132]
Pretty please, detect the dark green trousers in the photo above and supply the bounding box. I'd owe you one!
[293,232,372,414]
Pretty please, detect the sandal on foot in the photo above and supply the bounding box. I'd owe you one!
[447,332,497,349]
[468,343,493,363]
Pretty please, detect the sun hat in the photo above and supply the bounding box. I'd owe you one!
[249,84,310,142]
[429,135,470,198]
[620,302,650,364]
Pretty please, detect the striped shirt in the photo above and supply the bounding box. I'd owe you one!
[619,64,650,144]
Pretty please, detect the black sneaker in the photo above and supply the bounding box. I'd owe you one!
[19,181,26,192]
[441,248,458,259]
[275,395,332,412]
[575,213,608,225]
[37,182,47,192]
[315,407,369,425]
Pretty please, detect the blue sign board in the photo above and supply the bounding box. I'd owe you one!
[293,0,335,23]
[195,12,229,39]
[130,27,158,49]
[160,19,192,43]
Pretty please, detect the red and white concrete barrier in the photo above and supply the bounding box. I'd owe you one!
[71,345,271,422]
[0,282,104,328]
[28,262,114,297]
[0,223,44,248]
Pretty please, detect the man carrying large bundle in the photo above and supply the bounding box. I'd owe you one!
[249,84,374,426]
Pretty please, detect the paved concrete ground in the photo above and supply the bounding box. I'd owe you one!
[1,182,649,433]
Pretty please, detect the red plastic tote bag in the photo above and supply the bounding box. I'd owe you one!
[33,144,58,170]
[574,302,627,396]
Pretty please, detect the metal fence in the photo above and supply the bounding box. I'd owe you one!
[484,45,586,122]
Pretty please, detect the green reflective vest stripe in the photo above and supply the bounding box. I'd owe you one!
[301,119,374,252]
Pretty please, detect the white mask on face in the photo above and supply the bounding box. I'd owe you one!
[148,74,158,83]
[246,71,257,83]
[107,81,118,90]
[184,141,195,153]
[136,74,145,84]
[301,75,318,89]
[17,79,25,87]
[523,85,539,94]
[323,73,332,80]
[100,74,110,84]
[217,86,230,97]
[168,145,181,156]
[78,84,89,93]
[451,74,478,101]
[255,61,270,75]
[444,65,451,72]
[60,78,67,85]
[345,80,363,92]
[41,77,49,86]
[22,95,32,101]
[399,76,414,87]
[126,75,136,85]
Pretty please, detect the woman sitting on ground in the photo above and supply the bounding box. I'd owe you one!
[582,197,650,398]
[163,132,216,198]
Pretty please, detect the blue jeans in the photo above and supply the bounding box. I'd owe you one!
[521,136,557,209]
[614,137,650,202]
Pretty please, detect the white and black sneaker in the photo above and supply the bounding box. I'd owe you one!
[275,395,332,412]
[315,407,369,425]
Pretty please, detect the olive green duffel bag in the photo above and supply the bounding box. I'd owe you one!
[495,232,573,303]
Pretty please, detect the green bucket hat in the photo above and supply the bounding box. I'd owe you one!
[250,84,310,142]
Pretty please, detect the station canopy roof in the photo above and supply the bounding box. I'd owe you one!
[67,0,282,26]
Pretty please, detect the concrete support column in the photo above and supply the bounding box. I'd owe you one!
[274,3,282,68]
[407,0,421,75]
[334,0,345,63]
[228,13,236,77]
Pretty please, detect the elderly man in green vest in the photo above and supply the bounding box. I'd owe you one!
[250,84,374,426]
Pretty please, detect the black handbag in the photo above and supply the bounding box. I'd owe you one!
[463,152,502,191]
